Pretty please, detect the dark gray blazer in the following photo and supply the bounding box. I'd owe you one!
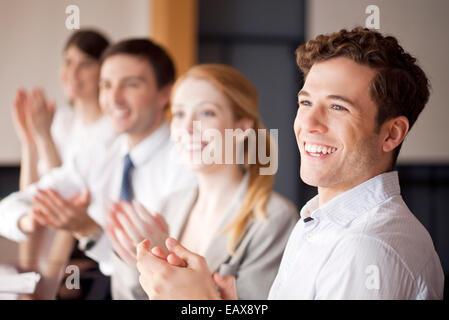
[111,178,299,300]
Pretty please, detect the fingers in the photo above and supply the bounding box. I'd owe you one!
[31,88,47,109]
[151,246,168,260]
[133,201,159,231]
[106,223,136,266]
[18,212,40,233]
[165,237,205,269]
[13,89,27,109]
[115,205,144,244]
[81,188,90,204]
[114,227,138,262]
[12,89,32,140]
[167,252,187,267]
[13,90,25,112]
[136,239,151,261]
[45,189,68,211]
[136,239,168,275]
[152,213,169,233]
[32,191,63,226]
[121,201,150,238]
[31,207,56,228]
[48,101,56,115]
[68,188,90,207]
[213,273,238,300]
[149,245,186,267]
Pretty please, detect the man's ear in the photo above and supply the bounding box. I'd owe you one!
[382,116,409,153]
[157,83,173,111]
[235,118,254,143]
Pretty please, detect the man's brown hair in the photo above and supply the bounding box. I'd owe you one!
[296,27,430,166]
[100,38,175,89]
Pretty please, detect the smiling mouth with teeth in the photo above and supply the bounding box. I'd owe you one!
[304,142,337,157]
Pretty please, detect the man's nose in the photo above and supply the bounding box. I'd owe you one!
[112,85,124,104]
[301,105,328,134]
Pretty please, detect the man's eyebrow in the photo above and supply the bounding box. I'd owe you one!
[327,94,355,106]
[121,76,146,82]
[297,90,310,97]
[99,76,146,83]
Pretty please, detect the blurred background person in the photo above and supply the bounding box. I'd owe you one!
[12,29,115,299]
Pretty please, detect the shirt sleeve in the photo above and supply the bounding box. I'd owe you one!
[83,232,114,276]
[0,156,87,242]
[315,234,418,299]
[233,206,299,300]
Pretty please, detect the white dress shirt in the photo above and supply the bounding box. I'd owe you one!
[0,122,197,275]
[268,171,444,300]
[37,105,116,174]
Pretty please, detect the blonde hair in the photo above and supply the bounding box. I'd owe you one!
[171,64,276,255]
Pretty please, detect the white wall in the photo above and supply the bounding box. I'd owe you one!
[0,0,151,165]
[307,0,449,163]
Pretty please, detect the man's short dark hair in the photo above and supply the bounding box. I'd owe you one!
[101,38,175,88]
[296,27,430,166]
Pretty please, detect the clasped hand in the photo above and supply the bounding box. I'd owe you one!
[136,237,238,300]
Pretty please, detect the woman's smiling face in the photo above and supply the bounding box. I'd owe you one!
[170,77,237,172]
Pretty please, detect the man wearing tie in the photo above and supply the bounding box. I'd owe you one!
[0,39,196,297]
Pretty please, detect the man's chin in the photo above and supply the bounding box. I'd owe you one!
[109,122,129,134]
[299,169,328,188]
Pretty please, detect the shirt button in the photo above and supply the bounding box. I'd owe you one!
[306,233,313,241]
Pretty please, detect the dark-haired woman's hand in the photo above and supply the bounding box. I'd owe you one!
[27,88,55,141]
[12,89,34,145]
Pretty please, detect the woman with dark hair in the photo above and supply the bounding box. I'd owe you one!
[12,29,115,299]
[13,29,113,185]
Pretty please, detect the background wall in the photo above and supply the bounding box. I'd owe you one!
[197,0,306,207]
[307,0,449,163]
[0,0,151,165]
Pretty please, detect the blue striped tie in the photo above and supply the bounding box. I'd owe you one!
[119,154,134,202]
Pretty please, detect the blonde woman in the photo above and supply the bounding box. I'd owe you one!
[107,64,298,300]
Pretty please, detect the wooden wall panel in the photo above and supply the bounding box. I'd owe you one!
[151,0,197,78]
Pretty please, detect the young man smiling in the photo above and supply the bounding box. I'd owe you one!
[135,27,444,300]
[0,39,195,296]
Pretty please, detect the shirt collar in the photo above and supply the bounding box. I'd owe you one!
[300,171,401,227]
[119,122,170,167]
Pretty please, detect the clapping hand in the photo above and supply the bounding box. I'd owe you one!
[26,88,56,140]
[12,89,33,145]
[30,188,100,239]
[136,237,238,300]
[105,200,169,266]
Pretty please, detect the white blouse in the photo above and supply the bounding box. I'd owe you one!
[37,105,116,174]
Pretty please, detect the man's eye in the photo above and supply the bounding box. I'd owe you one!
[332,104,348,111]
[80,61,93,69]
[298,100,312,107]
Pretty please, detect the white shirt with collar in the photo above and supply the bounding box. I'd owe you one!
[0,122,196,275]
[268,171,444,300]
